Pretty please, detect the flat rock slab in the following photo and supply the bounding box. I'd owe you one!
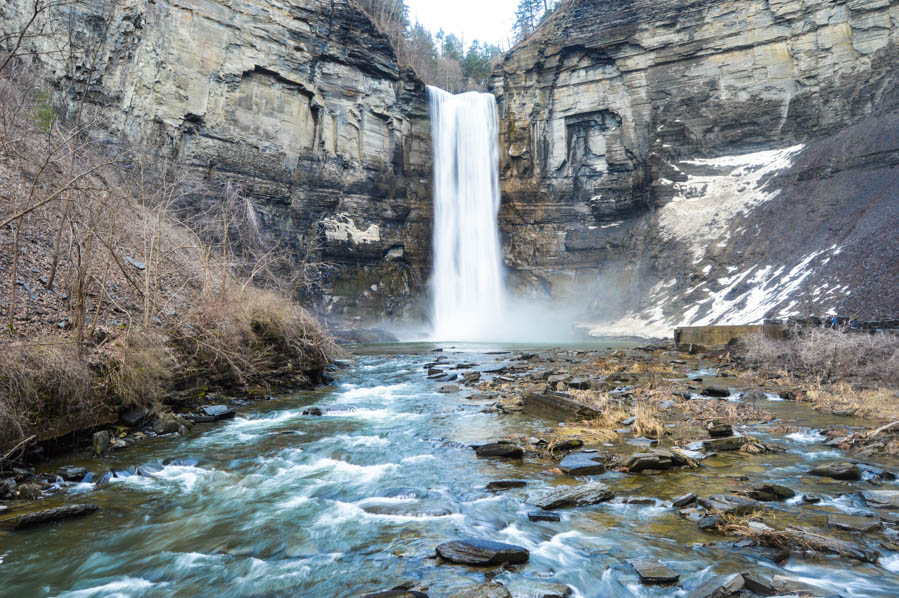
[528,510,561,522]
[743,483,795,501]
[630,559,679,584]
[522,390,601,421]
[435,539,529,566]
[448,582,512,598]
[785,527,879,563]
[200,405,235,420]
[614,448,686,473]
[559,452,605,476]
[827,514,881,533]
[12,504,99,529]
[809,462,861,480]
[701,436,746,452]
[475,443,523,459]
[486,480,527,492]
[698,494,764,515]
[702,386,731,398]
[707,423,733,437]
[673,493,698,508]
[687,573,744,598]
[861,490,899,509]
[532,482,614,510]
[362,591,429,598]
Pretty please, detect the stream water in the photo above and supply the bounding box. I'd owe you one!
[3,343,899,597]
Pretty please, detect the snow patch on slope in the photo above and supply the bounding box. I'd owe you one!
[657,145,805,262]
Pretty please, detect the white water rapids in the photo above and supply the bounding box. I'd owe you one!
[428,86,505,342]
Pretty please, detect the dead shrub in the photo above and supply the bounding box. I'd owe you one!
[104,328,175,408]
[633,400,664,439]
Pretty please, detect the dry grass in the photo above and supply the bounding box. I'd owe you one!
[806,383,899,421]
[742,328,899,386]
[103,328,175,409]
[633,400,665,439]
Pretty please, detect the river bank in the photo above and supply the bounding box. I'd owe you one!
[2,339,899,596]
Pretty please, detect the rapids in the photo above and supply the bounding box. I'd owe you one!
[3,343,899,597]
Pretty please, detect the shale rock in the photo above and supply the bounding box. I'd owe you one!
[558,452,605,476]
[630,559,679,584]
[686,573,744,598]
[448,583,511,598]
[532,482,614,510]
[826,514,881,533]
[613,449,686,472]
[474,443,523,459]
[11,504,99,529]
[435,539,529,566]
[809,462,862,481]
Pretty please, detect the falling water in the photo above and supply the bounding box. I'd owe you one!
[428,86,505,341]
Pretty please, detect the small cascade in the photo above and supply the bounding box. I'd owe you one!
[427,86,505,341]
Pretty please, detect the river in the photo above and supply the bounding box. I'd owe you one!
[3,343,899,597]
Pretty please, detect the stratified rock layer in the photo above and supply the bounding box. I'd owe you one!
[493,0,898,328]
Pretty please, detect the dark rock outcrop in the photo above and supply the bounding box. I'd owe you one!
[435,539,529,566]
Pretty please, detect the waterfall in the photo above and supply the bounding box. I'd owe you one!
[427,86,505,342]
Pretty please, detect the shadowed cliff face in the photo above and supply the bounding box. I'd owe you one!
[1,0,434,322]
[493,0,898,333]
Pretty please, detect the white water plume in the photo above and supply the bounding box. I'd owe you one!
[427,86,505,341]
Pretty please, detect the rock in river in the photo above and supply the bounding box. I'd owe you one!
[449,582,512,598]
[11,504,99,529]
[701,436,747,452]
[707,423,733,438]
[687,573,744,598]
[559,452,605,475]
[486,480,527,492]
[861,490,899,509]
[827,514,881,533]
[809,462,861,481]
[475,443,523,459]
[630,558,680,584]
[362,591,428,598]
[742,483,795,502]
[435,539,529,566]
[698,494,764,515]
[613,448,686,472]
[528,510,561,522]
[532,482,614,510]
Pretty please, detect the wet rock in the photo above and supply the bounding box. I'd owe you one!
[568,378,591,390]
[781,527,879,563]
[463,372,481,384]
[428,368,444,376]
[698,494,764,515]
[200,405,235,420]
[475,443,523,459]
[486,480,527,491]
[468,393,495,401]
[382,487,425,499]
[435,539,529,566]
[522,389,601,420]
[559,452,605,476]
[686,573,744,598]
[743,483,795,502]
[698,514,722,531]
[740,573,775,596]
[302,407,323,416]
[92,430,111,456]
[613,448,686,473]
[620,416,635,426]
[809,462,862,481]
[732,542,789,565]
[626,437,659,448]
[16,483,42,500]
[702,386,731,398]
[802,494,822,504]
[554,439,584,451]
[154,412,192,435]
[528,510,561,522]
[532,482,614,510]
[448,583,511,598]
[861,490,899,509]
[119,406,150,426]
[701,436,746,452]
[11,504,99,529]
[630,558,679,584]
[827,514,881,533]
[362,590,428,598]
[771,575,833,596]
[439,385,460,393]
[707,423,733,438]
[56,466,87,482]
[672,493,698,508]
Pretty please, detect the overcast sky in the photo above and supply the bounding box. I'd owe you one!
[405,0,521,49]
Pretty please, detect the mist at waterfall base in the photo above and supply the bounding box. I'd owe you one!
[411,86,595,343]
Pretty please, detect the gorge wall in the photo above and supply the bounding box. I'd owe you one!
[493,0,899,334]
[1,0,434,322]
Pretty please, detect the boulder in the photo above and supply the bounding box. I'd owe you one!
[613,448,686,472]
[435,539,529,566]
[672,493,698,508]
[463,372,482,384]
[808,462,861,481]
[707,423,733,437]
[439,385,460,394]
[448,583,511,598]
[92,430,111,455]
[532,482,614,510]
[475,443,523,459]
[559,452,605,476]
[56,466,87,482]
[200,405,235,420]
[686,573,744,598]
[702,387,731,398]
[154,412,192,435]
[826,514,881,533]
[16,483,42,500]
[742,483,795,501]
[302,407,323,416]
[486,480,527,492]
[701,436,746,452]
[738,573,775,596]
[119,406,150,426]
[630,558,680,584]
[11,504,99,529]
[522,389,601,420]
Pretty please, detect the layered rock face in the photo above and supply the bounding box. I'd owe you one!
[493,0,898,332]
[1,0,433,321]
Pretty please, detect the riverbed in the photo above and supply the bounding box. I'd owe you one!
[3,342,899,597]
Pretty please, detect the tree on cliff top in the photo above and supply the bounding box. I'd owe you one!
[512,0,560,43]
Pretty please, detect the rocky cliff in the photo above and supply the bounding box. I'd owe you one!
[1,0,434,321]
[493,0,899,334]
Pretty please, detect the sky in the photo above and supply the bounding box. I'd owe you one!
[405,0,521,49]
